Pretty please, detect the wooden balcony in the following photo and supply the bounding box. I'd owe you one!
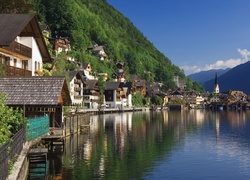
[74,87,82,91]
[3,65,32,76]
[1,41,32,58]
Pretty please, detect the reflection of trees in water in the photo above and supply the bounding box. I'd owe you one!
[47,110,250,179]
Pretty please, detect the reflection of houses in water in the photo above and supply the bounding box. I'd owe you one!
[215,118,220,138]
[195,110,205,125]
[103,113,133,155]
[162,111,169,125]
[227,111,246,128]
[83,139,92,164]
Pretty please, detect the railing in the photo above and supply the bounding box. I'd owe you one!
[3,65,32,76]
[74,79,82,84]
[0,126,26,180]
[74,87,82,91]
[2,41,32,58]
[74,95,82,99]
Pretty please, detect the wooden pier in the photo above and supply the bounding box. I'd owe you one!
[42,135,65,152]
[28,148,48,179]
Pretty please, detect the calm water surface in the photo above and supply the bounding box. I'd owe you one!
[46,110,250,180]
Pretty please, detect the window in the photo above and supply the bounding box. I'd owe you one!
[38,62,40,70]
[22,60,28,69]
[35,61,37,70]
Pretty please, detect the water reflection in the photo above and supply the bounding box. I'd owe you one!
[46,110,250,179]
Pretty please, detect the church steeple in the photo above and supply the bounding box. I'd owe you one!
[214,73,219,93]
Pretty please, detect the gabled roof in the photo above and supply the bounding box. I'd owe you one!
[0,14,51,62]
[120,82,132,93]
[85,80,98,90]
[136,80,146,87]
[40,24,51,32]
[105,82,120,90]
[0,76,71,105]
[68,71,84,82]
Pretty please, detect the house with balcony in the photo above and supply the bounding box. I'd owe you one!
[104,82,132,108]
[83,79,100,108]
[0,14,51,77]
[68,71,84,105]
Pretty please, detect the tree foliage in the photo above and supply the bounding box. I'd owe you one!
[132,93,146,107]
[151,95,164,106]
[0,93,25,146]
[0,0,34,13]
[1,0,205,92]
[30,0,186,88]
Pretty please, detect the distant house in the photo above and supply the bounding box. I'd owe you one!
[174,73,186,90]
[40,24,51,38]
[104,81,132,108]
[49,36,70,55]
[0,76,71,128]
[68,71,84,105]
[210,95,220,103]
[79,63,96,80]
[112,62,126,82]
[83,79,100,108]
[104,82,121,108]
[88,44,107,60]
[0,14,51,76]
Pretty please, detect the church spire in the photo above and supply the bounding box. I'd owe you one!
[214,73,219,93]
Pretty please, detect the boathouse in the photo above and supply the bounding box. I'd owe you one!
[0,76,71,128]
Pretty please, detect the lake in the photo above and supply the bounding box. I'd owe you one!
[44,110,250,180]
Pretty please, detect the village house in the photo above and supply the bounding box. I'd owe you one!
[0,14,51,76]
[68,71,84,105]
[112,62,126,82]
[174,73,186,90]
[83,79,100,108]
[130,74,147,95]
[49,36,70,55]
[80,63,96,80]
[40,24,51,39]
[0,76,71,128]
[104,82,127,108]
[88,44,107,60]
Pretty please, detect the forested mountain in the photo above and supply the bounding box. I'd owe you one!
[1,0,204,91]
[31,0,186,87]
[187,68,230,84]
[203,61,250,94]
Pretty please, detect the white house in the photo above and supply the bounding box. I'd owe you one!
[0,14,51,76]
[68,71,84,105]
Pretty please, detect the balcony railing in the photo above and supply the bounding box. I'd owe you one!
[2,41,32,58]
[3,65,32,76]
[74,87,82,91]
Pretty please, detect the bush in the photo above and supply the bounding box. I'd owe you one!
[0,93,25,146]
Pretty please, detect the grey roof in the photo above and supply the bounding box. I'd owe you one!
[105,82,120,90]
[85,80,98,90]
[0,76,71,105]
[0,14,51,62]
[136,80,146,87]
[68,71,84,82]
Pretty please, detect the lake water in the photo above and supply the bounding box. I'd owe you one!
[44,110,250,180]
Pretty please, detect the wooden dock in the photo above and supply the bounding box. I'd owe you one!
[28,148,48,179]
[42,134,65,151]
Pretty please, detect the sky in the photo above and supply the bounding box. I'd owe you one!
[107,0,250,75]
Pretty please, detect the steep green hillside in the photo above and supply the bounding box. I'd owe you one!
[1,0,205,92]
[31,0,184,88]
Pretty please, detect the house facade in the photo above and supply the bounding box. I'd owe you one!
[68,71,84,105]
[0,14,51,76]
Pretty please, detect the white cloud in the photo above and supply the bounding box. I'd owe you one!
[180,48,250,75]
